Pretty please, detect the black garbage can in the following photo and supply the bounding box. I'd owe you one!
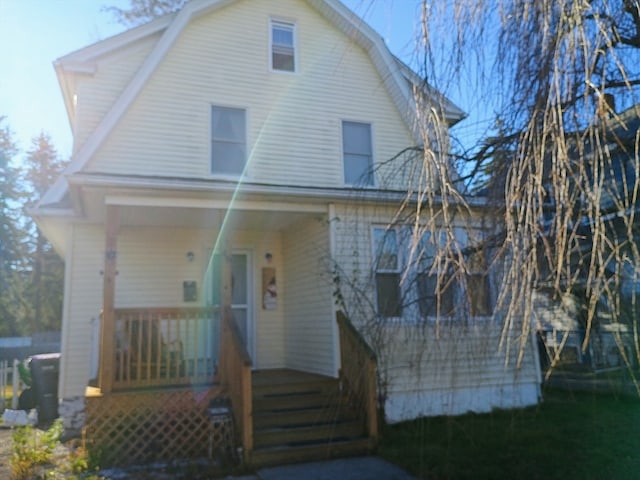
[29,353,61,423]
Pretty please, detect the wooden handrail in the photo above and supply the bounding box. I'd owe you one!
[337,310,379,442]
[337,311,377,361]
[114,307,217,316]
[220,307,253,461]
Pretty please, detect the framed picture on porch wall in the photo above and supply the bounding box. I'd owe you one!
[262,267,277,310]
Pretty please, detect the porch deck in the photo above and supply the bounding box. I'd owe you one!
[85,310,378,467]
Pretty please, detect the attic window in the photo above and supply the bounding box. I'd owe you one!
[271,20,296,72]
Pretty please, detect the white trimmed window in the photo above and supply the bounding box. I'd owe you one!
[343,121,373,186]
[415,233,456,317]
[373,227,402,317]
[271,20,296,72]
[211,106,246,175]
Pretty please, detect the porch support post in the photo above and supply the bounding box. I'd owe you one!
[99,205,119,393]
[218,229,233,382]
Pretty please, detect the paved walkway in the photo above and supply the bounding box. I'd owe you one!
[220,457,416,480]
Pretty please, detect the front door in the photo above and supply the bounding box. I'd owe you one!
[208,250,254,363]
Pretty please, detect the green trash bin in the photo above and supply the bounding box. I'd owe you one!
[29,353,61,423]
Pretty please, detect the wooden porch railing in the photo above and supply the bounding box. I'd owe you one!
[101,307,219,390]
[336,310,379,441]
[219,306,253,461]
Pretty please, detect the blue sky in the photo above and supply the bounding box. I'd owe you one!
[0,0,424,161]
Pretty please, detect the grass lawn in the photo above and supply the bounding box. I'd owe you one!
[378,388,640,480]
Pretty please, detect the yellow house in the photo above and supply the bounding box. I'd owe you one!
[33,0,540,467]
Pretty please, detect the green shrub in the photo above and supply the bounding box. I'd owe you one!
[10,419,62,479]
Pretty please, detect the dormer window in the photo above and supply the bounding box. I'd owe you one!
[271,20,296,72]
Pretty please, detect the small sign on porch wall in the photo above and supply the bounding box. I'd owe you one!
[183,281,197,302]
[262,268,277,310]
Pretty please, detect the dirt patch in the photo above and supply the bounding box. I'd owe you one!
[0,426,13,479]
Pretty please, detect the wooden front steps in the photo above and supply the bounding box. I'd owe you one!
[250,369,374,467]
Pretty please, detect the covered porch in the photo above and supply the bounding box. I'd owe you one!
[85,308,378,466]
[81,182,378,465]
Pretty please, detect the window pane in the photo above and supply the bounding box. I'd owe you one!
[272,51,295,71]
[211,142,246,175]
[376,273,402,317]
[344,154,373,185]
[343,122,372,185]
[467,274,491,316]
[231,254,247,305]
[273,26,293,47]
[211,106,246,175]
[212,107,245,142]
[373,228,398,271]
[343,122,372,154]
[418,273,455,317]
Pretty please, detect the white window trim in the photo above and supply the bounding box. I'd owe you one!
[342,119,376,187]
[269,18,297,74]
[209,103,249,179]
[369,226,494,323]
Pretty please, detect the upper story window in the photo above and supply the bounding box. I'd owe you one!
[342,121,374,186]
[211,105,246,176]
[271,20,296,72]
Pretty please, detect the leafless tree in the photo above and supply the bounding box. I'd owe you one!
[103,0,189,27]
[411,0,640,388]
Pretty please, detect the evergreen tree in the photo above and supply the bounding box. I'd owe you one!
[0,117,27,336]
[22,133,67,333]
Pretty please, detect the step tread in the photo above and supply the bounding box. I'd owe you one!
[253,381,340,397]
[253,420,366,449]
[253,391,346,412]
[253,406,359,429]
[250,437,374,467]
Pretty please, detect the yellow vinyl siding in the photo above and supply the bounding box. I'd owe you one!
[282,215,335,377]
[85,0,415,188]
[73,34,161,154]
[330,203,540,418]
[60,225,104,397]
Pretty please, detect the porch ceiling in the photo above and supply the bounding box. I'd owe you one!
[118,205,315,230]
[80,187,325,230]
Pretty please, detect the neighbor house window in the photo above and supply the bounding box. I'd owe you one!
[211,106,246,175]
[343,121,373,186]
[271,20,296,72]
[465,249,492,316]
[373,227,402,317]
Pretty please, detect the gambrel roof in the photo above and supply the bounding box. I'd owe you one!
[41,0,464,206]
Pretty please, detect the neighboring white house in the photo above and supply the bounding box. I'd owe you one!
[32,0,540,442]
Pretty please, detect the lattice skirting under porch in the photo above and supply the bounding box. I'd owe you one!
[84,386,226,467]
